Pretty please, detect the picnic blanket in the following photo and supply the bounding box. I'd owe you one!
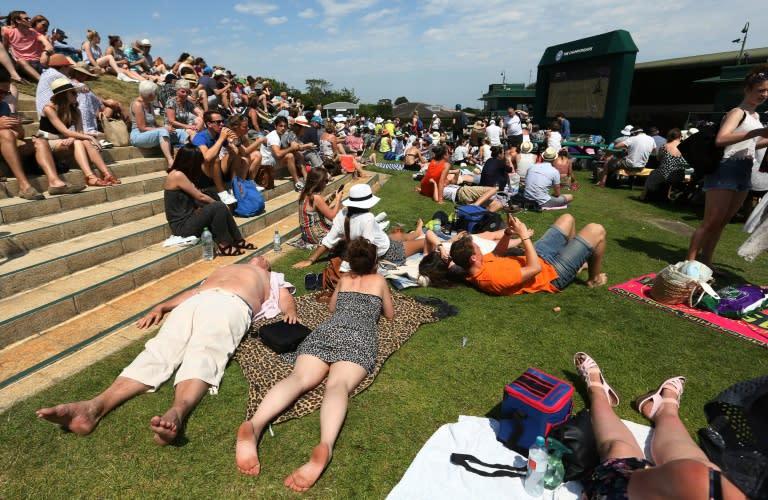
[609,274,768,348]
[387,415,653,500]
[234,291,440,422]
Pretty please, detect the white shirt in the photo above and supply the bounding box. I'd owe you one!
[260,130,281,166]
[442,184,460,202]
[504,114,522,136]
[36,68,67,118]
[621,133,656,169]
[547,131,562,152]
[452,144,469,162]
[321,209,391,257]
[485,124,502,146]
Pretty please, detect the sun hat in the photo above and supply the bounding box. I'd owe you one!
[374,117,384,124]
[293,116,309,127]
[473,121,484,130]
[164,73,179,84]
[520,141,534,153]
[213,69,226,78]
[48,54,75,67]
[620,125,633,136]
[349,125,358,134]
[50,77,76,96]
[431,131,441,143]
[140,38,152,47]
[335,122,346,132]
[182,73,198,83]
[70,62,99,78]
[343,184,380,209]
[541,147,558,162]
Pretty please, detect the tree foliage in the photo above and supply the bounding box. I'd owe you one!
[394,96,409,105]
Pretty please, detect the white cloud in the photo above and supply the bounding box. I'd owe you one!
[298,8,317,19]
[234,2,278,16]
[265,16,287,25]
[318,0,379,18]
[219,18,232,24]
[360,8,397,24]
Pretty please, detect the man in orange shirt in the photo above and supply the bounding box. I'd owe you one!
[450,214,607,295]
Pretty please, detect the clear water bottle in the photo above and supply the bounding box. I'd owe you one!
[524,436,549,497]
[201,227,214,261]
[273,229,282,253]
[509,172,521,196]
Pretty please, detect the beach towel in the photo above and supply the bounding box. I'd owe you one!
[234,291,440,422]
[387,415,652,500]
[609,274,768,348]
[375,162,405,171]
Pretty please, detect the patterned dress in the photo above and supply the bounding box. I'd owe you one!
[298,196,332,245]
[645,145,687,192]
[283,292,381,373]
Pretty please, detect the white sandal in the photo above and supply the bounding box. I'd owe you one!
[573,352,620,407]
[632,376,686,421]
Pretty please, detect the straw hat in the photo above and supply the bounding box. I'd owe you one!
[335,122,346,132]
[293,116,310,127]
[541,147,558,161]
[473,121,485,130]
[343,184,380,209]
[620,125,633,136]
[70,62,98,78]
[50,77,76,96]
[520,141,534,154]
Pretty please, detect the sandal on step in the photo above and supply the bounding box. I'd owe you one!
[218,244,245,256]
[86,175,110,187]
[573,352,620,407]
[103,174,122,185]
[631,376,686,421]
[236,239,257,250]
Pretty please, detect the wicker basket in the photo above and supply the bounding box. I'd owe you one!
[650,264,699,304]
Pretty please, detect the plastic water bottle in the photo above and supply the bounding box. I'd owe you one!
[524,436,549,497]
[201,227,214,261]
[273,229,282,253]
[509,172,521,196]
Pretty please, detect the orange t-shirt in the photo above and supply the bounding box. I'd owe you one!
[467,253,559,295]
[420,159,447,197]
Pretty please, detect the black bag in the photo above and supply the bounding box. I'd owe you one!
[548,408,600,482]
[698,376,768,499]
[258,321,312,353]
[678,111,746,176]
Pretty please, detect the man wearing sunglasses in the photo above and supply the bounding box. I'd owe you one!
[191,111,242,205]
[1,10,54,81]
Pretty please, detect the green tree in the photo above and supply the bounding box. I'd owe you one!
[394,96,409,105]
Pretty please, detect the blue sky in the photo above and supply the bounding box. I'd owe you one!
[17,0,768,108]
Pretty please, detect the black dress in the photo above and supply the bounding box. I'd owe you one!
[164,189,241,245]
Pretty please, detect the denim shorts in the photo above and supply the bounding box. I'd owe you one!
[130,127,170,148]
[534,225,594,290]
[702,157,752,192]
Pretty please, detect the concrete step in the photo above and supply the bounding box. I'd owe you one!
[16,95,35,112]
[0,157,167,219]
[0,172,298,258]
[0,174,360,349]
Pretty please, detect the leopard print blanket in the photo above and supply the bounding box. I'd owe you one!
[233,291,439,423]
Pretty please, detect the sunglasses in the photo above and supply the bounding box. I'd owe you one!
[209,120,224,125]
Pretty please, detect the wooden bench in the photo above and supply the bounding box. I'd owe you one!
[616,168,653,190]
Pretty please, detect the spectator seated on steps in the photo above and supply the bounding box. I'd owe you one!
[129,80,178,169]
[50,28,82,62]
[0,68,85,199]
[1,10,54,81]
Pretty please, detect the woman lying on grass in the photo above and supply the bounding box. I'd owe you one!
[235,237,394,492]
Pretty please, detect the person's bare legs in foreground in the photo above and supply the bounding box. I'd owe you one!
[550,214,608,287]
[235,355,366,492]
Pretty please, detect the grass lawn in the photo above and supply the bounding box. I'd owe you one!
[2,163,768,497]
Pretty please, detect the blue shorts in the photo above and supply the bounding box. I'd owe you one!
[534,225,594,290]
[702,157,752,192]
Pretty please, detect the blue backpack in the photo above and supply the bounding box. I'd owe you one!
[232,176,265,217]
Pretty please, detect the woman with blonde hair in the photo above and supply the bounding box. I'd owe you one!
[82,30,138,81]
[40,78,121,186]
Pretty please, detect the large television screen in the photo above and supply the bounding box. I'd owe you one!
[547,65,611,119]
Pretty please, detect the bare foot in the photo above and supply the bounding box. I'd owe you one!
[415,218,424,234]
[235,421,261,476]
[284,443,331,492]
[36,401,102,435]
[586,273,608,288]
[150,411,180,445]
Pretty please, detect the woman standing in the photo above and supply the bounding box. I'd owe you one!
[687,66,768,268]
[40,78,120,186]
[298,167,342,245]
[164,144,253,256]
[130,81,176,168]
[236,237,394,492]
